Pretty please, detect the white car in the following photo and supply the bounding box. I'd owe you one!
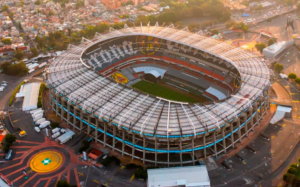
[34,127,40,132]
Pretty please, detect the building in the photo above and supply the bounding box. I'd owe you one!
[46,25,270,166]
[263,41,294,59]
[147,165,210,187]
[16,82,41,111]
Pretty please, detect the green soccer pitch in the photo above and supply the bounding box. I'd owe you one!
[132,80,202,103]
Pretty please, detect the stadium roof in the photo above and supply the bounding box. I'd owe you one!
[46,24,270,137]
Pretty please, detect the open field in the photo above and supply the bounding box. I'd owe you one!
[132,80,201,103]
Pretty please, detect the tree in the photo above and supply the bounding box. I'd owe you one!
[211,29,219,35]
[35,0,41,5]
[255,4,263,12]
[1,62,28,76]
[56,180,71,187]
[1,5,9,12]
[5,134,16,144]
[274,63,284,73]
[1,38,12,45]
[255,42,266,53]
[30,48,39,57]
[2,143,10,153]
[268,38,275,46]
[0,61,10,73]
[295,77,300,85]
[14,49,23,60]
[8,12,14,18]
[75,0,84,9]
[287,167,297,175]
[61,2,65,8]
[188,23,200,31]
[241,24,248,32]
[225,20,235,29]
[288,73,297,80]
[160,2,167,7]
[126,0,134,5]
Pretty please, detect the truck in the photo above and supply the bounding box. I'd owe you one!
[35,118,46,125]
[32,110,43,117]
[38,62,47,68]
[57,130,75,144]
[0,173,12,187]
[33,114,43,121]
[52,128,61,134]
[52,132,61,138]
[39,121,50,128]
[30,108,42,114]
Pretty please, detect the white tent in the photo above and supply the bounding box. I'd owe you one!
[148,165,210,187]
[18,82,41,111]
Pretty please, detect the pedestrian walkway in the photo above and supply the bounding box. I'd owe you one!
[271,81,292,106]
[219,107,275,163]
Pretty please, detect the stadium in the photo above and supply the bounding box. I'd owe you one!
[46,25,270,166]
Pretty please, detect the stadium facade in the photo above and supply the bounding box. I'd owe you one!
[46,25,270,166]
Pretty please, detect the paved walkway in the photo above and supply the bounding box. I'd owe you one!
[271,81,292,106]
[218,106,276,163]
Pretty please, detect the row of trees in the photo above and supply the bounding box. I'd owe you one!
[0,61,28,76]
[34,22,125,51]
[283,159,300,186]
[156,0,231,22]
[255,38,276,53]
[288,73,300,85]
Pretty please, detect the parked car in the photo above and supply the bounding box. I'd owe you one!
[5,150,13,160]
[19,131,26,137]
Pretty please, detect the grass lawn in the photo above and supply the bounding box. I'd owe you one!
[132,80,199,103]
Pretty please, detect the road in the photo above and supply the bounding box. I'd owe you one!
[0,69,44,112]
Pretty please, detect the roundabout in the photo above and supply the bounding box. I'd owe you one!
[30,150,64,173]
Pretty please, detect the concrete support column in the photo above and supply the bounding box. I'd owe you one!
[230,123,235,148]
[203,135,206,158]
[244,114,248,136]
[79,110,83,132]
[143,137,146,164]
[192,138,195,165]
[132,133,135,160]
[222,128,226,153]
[103,123,107,147]
[95,119,98,141]
[113,126,116,151]
[213,131,217,157]
[237,119,241,143]
[87,115,91,134]
[155,137,157,166]
[180,138,182,166]
[73,107,76,130]
[167,138,170,167]
[55,95,59,114]
[67,103,70,125]
[61,100,64,117]
[122,130,125,156]
[50,90,53,109]
[250,109,253,131]
[255,105,259,124]
[259,98,263,118]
